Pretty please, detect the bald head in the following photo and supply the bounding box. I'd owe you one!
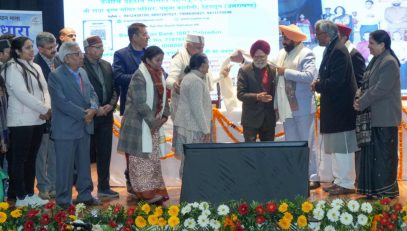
[59,27,77,43]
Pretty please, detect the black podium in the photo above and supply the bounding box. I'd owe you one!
[180,141,309,204]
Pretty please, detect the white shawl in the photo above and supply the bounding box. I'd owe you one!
[140,63,167,156]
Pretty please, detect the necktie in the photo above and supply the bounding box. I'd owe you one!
[261,67,270,93]
[77,73,83,92]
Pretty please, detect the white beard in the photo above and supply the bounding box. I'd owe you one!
[253,62,267,69]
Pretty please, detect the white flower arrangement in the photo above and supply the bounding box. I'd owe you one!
[199,202,210,211]
[217,204,230,216]
[327,208,340,222]
[339,212,353,226]
[331,198,344,209]
[197,214,209,228]
[209,219,221,229]
[313,207,325,220]
[181,204,192,215]
[347,200,360,212]
[184,218,196,229]
[357,214,368,226]
[324,224,336,231]
[201,209,211,216]
[316,200,326,209]
[360,202,373,214]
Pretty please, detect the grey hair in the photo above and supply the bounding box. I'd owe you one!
[315,20,338,39]
[36,32,56,48]
[58,41,79,62]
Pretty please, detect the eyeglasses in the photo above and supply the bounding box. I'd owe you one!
[42,44,58,51]
[253,55,267,60]
[90,45,104,50]
[316,32,326,36]
[67,51,83,57]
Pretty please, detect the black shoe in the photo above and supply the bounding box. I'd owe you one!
[75,197,101,206]
[309,181,321,190]
[98,189,119,199]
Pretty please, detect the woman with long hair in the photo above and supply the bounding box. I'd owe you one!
[354,30,401,198]
[173,53,212,177]
[3,36,51,206]
[117,46,169,204]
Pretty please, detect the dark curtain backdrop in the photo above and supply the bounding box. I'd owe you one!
[0,0,64,39]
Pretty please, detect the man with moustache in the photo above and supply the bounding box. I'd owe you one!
[312,20,358,195]
[275,25,319,189]
[83,36,119,198]
[33,32,61,200]
[113,22,149,195]
[237,40,277,142]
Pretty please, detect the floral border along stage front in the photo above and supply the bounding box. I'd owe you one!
[0,198,406,231]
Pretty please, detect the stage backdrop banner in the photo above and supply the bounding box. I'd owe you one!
[0,10,43,43]
[180,141,309,204]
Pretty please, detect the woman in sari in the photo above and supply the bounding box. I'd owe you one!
[117,46,169,203]
[354,30,401,199]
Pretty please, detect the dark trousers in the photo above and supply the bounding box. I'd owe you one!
[243,125,275,142]
[9,125,44,199]
[90,121,113,191]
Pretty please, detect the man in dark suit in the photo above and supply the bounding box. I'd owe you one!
[237,40,277,142]
[312,20,358,195]
[33,32,62,200]
[113,22,149,194]
[48,41,100,208]
[83,36,119,199]
[336,24,366,184]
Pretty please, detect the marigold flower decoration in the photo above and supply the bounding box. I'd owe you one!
[148,215,158,226]
[135,215,147,228]
[0,202,9,210]
[0,211,7,223]
[278,202,288,213]
[301,201,313,213]
[168,205,180,217]
[141,203,151,215]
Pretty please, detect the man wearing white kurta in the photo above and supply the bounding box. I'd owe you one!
[275,24,319,189]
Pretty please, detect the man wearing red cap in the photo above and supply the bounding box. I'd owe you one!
[275,25,319,189]
[83,36,119,199]
[237,40,277,142]
[337,24,366,88]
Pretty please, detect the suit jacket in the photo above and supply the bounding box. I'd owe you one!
[117,68,169,155]
[359,50,401,127]
[112,44,144,115]
[350,48,366,88]
[237,63,277,129]
[33,54,62,82]
[315,37,357,133]
[48,65,98,140]
[83,56,118,125]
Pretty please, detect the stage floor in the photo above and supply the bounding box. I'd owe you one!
[61,164,407,207]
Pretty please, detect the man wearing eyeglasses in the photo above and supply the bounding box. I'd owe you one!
[33,32,62,201]
[48,41,100,208]
[82,36,119,199]
[237,40,277,142]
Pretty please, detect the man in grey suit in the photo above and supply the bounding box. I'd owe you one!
[48,41,100,208]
